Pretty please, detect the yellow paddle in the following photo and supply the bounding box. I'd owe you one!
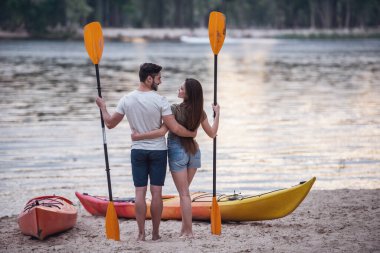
[208,11,226,235]
[83,22,120,241]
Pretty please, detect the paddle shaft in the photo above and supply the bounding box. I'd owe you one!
[95,64,113,202]
[213,54,217,197]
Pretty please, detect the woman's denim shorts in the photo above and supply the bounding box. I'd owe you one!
[167,136,201,172]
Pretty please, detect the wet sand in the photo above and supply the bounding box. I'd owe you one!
[1,189,379,253]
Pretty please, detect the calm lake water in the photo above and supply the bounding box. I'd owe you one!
[1,39,379,217]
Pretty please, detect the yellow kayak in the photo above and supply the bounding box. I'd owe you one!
[76,177,316,222]
[161,177,316,221]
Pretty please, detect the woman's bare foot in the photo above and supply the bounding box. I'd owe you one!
[136,232,145,241]
[180,231,194,238]
[152,234,161,241]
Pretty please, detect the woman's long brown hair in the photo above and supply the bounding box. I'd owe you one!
[179,78,204,155]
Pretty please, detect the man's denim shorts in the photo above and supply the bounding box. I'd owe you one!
[167,137,201,172]
[130,149,167,187]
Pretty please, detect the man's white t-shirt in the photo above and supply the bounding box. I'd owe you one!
[115,90,172,150]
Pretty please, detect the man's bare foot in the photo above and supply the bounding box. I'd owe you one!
[136,232,145,241]
[152,234,161,241]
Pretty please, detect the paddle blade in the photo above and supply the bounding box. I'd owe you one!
[84,22,104,65]
[105,201,120,241]
[208,11,226,55]
[211,196,221,235]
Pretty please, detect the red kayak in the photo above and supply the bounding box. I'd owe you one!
[75,192,143,219]
[18,195,77,240]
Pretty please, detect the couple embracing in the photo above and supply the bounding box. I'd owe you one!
[96,63,220,241]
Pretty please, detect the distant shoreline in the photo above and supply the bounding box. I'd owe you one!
[1,28,380,41]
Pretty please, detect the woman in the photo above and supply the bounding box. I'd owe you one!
[132,78,220,237]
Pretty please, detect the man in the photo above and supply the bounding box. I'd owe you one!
[96,63,195,241]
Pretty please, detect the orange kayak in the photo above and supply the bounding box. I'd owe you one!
[76,177,316,221]
[18,196,77,240]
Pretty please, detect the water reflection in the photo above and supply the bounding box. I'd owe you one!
[0,39,380,217]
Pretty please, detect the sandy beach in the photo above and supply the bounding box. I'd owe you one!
[1,189,379,253]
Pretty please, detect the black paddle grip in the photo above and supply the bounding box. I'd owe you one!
[213,54,218,197]
[95,64,113,202]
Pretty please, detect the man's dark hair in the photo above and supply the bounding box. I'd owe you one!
[139,63,162,82]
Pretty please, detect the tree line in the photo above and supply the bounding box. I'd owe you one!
[0,0,379,37]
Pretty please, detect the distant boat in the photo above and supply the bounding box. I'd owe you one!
[180,35,279,44]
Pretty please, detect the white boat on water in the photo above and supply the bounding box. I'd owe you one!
[180,35,279,44]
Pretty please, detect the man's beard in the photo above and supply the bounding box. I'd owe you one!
[151,83,158,91]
